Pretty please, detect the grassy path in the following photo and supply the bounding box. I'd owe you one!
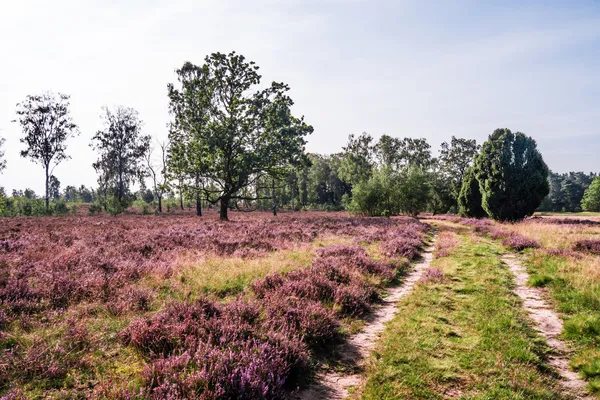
[301,233,436,399]
[360,222,569,399]
[504,254,591,399]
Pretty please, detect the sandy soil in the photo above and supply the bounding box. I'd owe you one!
[503,254,592,399]
[299,236,436,400]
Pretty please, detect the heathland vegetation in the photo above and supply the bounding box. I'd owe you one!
[1,51,600,399]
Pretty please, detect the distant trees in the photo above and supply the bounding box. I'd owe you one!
[474,129,549,222]
[438,137,480,206]
[145,141,169,213]
[339,133,374,185]
[91,106,151,212]
[458,166,486,218]
[48,175,61,200]
[581,177,600,212]
[167,52,313,221]
[0,136,6,174]
[538,171,596,212]
[347,133,437,217]
[15,92,79,211]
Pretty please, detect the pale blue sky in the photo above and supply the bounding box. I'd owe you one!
[0,0,598,193]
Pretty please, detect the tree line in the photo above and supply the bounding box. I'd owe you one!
[0,51,598,219]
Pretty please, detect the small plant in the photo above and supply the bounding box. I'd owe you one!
[573,240,600,255]
[502,235,540,251]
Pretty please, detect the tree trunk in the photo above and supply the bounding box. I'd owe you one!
[45,165,50,211]
[196,192,202,216]
[158,196,162,213]
[220,197,229,221]
[272,178,277,216]
[179,189,184,210]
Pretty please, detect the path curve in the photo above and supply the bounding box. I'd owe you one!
[503,254,592,400]
[299,234,437,400]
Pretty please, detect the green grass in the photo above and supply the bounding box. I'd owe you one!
[535,211,600,217]
[523,252,600,393]
[361,228,565,399]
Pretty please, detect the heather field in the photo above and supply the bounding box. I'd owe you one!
[0,211,430,399]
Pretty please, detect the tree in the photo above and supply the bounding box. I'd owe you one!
[373,136,433,170]
[438,136,480,202]
[398,138,433,169]
[91,106,151,210]
[428,161,453,215]
[145,140,169,213]
[338,133,374,185]
[374,135,403,169]
[458,166,486,218]
[395,166,431,217]
[168,52,313,221]
[48,175,60,200]
[0,137,6,174]
[349,166,430,217]
[582,177,600,212]
[474,128,549,221]
[14,92,78,211]
[348,168,390,216]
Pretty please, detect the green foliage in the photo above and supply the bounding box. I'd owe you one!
[438,136,480,203]
[349,166,430,217]
[474,128,549,222]
[0,187,6,215]
[539,172,596,212]
[88,203,102,216]
[373,135,433,170]
[91,106,150,212]
[348,168,390,216]
[14,92,79,210]
[0,137,6,174]
[167,52,313,220]
[395,166,431,217]
[458,166,487,218]
[582,177,600,212]
[338,132,374,185]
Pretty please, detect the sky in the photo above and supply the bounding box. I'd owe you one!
[0,0,599,194]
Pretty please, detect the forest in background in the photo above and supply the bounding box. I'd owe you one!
[0,51,599,220]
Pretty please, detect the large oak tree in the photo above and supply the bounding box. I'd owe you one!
[168,52,313,221]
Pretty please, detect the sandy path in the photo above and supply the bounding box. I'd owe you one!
[503,254,592,399]
[299,235,436,400]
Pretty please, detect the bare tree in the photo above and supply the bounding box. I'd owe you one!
[145,140,169,213]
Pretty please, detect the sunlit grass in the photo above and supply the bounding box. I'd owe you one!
[361,224,564,399]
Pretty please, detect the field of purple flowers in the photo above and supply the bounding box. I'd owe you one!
[0,212,428,399]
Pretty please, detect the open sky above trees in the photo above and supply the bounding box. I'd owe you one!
[1,0,599,193]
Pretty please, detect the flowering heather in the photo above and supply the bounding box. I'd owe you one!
[528,216,600,226]
[502,235,540,251]
[0,212,428,398]
[419,268,446,284]
[434,232,460,258]
[573,240,600,255]
[543,248,584,259]
[461,218,494,234]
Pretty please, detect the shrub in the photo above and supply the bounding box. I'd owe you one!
[458,166,487,218]
[581,177,600,212]
[474,129,549,222]
[262,293,341,348]
[419,268,446,284]
[502,235,540,251]
[573,240,600,255]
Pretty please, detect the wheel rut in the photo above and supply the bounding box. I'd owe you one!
[299,234,437,400]
[503,254,592,400]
